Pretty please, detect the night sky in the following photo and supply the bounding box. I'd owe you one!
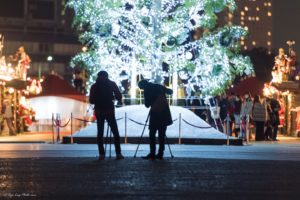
[273,0,300,56]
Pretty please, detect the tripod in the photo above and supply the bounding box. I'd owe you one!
[133,112,174,159]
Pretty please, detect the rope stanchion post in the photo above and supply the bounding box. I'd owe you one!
[71,113,73,144]
[52,113,54,144]
[226,114,230,146]
[56,113,60,143]
[125,112,127,144]
[246,114,250,145]
[179,113,181,144]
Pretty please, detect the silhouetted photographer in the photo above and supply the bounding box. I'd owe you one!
[138,80,173,160]
[89,71,124,160]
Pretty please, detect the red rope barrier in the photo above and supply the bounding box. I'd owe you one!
[128,118,149,126]
[73,117,123,123]
[182,118,215,129]
[55,119,71,128]
[73,117,96,123]
[128,118,178,126]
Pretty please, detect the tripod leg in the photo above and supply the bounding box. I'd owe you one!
[134,113,150,158]
[165,135,174,159]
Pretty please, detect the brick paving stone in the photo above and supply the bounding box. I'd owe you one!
[0,158,299,200]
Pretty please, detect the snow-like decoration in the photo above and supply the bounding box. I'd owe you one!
[73,105,235,139]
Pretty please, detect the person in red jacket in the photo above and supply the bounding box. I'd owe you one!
[89,71,124,160]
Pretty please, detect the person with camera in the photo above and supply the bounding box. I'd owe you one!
[89,71,124,160]
[138,80,173,160]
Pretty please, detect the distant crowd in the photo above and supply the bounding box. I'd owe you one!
[191,93,281,141]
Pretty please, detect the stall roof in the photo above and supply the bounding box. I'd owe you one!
[6,79,30,90]
[33,75,86,102]
[227,76,265,97]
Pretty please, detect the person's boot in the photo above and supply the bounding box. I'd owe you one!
[116,154,125,160]
[98,154,105,160]
[142,153,155,160]
[156,151,164,160]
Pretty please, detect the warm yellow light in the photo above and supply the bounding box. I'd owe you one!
[244,6,248,11]
[252,41,256,46]
[241,11,245,16]
[244,26,248,30]
[267,41,271,46]
[268,12,272,17]
[9,88,14,93]
[244,46,248,50]
[268,32,271,36]
[82,46,88,52]
[256,17,260,21]
[256,7,260,11]
[241,41,245,45]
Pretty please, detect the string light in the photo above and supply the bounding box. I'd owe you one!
[67,0,253,97]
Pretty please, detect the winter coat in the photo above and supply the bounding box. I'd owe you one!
[219,99,229,121]
[143,83,173,129]
[3,99,13,118]
[89,78,122,115]
[252,101,266,122]
[270,99,281,125]
[240,99,253,118]
[234,99,242,114]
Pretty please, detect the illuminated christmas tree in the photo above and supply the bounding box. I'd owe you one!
[67,0,253,97]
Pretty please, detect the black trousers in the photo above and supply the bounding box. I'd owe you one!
[96,113,121,155]
[149,126,166,155]
[273,124,279,140]
[255,121,265,141]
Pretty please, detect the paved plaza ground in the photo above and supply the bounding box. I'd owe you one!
[0,136,299,199]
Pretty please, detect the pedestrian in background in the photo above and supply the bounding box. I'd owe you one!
[89,71,124,160]
[227,93,236,136]
[252,95,266,141]
[2,92,16,136]
[270,94,281,141]
[240,93,252,140]
[234,95,242,138]
[219,94,229,133]
[265,98,274,141]
[138,80,173,160]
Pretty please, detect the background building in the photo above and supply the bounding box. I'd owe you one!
[0,0,82,82]
[219,0,273,53]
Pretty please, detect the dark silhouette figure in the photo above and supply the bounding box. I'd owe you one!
[138,80,173,160]
[270,94,281,141]
[89,71,124,160]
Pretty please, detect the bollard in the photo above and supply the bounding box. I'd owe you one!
[179,113,182,144]
[56,113,60,143]
[246,114,250,145]
[52,113,55,144]
[71,113,73,144]
[226,114,230,146]
[125,112,127,144]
